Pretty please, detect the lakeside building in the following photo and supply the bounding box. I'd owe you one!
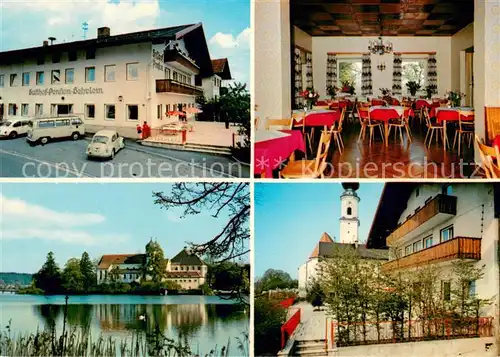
[0,24,229,137]
[298,183,388,294]
[367,183,500,316]
[96,243,207,291]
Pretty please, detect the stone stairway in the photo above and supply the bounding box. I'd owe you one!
[293,339,328,356]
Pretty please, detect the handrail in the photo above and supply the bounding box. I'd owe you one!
[281,308,301,349]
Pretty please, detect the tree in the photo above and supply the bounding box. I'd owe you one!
[109,266,121,283]
[144,239,167,283]
[33,252,62,294]
[306,281,325,310]
[61,258,84,293]
[153,183,250,263]
[255,269,296,293]
[80,252,96,290]
[254,297,287,356]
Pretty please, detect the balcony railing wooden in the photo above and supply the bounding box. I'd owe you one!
[387,194,457,247]
[156,79,203,96]
[382,237,481,271]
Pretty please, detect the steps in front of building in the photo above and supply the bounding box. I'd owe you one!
[139,140,233,156]
[294,340,328,357]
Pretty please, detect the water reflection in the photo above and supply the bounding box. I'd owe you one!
[33,303,246,340]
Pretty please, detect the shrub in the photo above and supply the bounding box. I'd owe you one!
[254,297,287,356]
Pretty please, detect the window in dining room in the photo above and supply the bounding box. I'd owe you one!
[337,58,362,95]
[402,59,427,96]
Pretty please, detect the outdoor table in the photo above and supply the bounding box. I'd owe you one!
[431,107,474,149]
[254,130,306,178]
[370,106,412,146]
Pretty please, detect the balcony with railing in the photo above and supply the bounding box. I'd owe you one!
[382,237,481,271]
[386,194,457,247]
[156,79,203,96]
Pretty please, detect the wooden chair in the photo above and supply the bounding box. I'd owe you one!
[265,117,292,130]
[475,135,500,178]
[453,110,475,153]
[357,107,385,145]
[485,107,500,143]
[329,107,346,154]
[279,129,332,178]
[389,107,412,144]
[424,107,448,148]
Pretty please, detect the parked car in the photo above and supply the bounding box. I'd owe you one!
[87,130,125,159]
[0,118,31,138]
[27,116,85,145]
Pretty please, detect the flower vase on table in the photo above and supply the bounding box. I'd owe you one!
[445,90,466,108]
[300,88,320,111]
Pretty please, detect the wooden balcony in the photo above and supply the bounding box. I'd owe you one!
[156,79,203,96]
[387,194,457,247]
[382,237,481,271]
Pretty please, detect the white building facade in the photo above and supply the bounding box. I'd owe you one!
[368,183,500,316]
[0,24,215,138]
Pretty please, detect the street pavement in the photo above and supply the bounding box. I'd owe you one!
[0,136,249,178]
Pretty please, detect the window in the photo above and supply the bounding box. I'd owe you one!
[105,105,115,120]
[157,104,162,119]
[127,105,139,120]
[52,53,61,63]
[22,72,30,86]
[8,104,17,116]
[468,280,476,297]
[68,51,77,62]
[21,104,29,116]
[402,59,427,96]
[440,226,453,243]
[36,71,44,85]
[55,119,70,127]
[442,185,453,195]
[35,104,43,116]
[442,281,451,301]
[0,74,4,88]
[65,68,74,84]
[173,71,178,81]
[126,63,139,80]
[51,70,60,84]
[71,118,83,126]
[337,58,362,96]
[10,74,18,87]
[85,67,95,82]
[405,245,412,256]
[347,207,352,216]
[105,65,116,82]
[424,236,433,249]
[39,120,55,128]
[85,104,95,119]
[164,68,170,79]
[413,240,422,253]
[86,48,96,60]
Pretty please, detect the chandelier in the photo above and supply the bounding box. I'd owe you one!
[368,36,393,55]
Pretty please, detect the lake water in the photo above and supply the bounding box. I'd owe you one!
[0,294,248,355]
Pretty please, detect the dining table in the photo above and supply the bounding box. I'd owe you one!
[254,129,306,178]
[430,107,475,149]
[292,109,341,128]
[369,106,413,146]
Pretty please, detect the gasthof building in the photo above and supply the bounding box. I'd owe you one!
[0,23,225,138]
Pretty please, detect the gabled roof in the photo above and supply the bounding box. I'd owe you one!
[211,58,232,80]
[309,232,335,258]
[97,254,146,269]
[0,23,214,78]
[170,248,205,265]
[318,242,388,261]
[366,183,418,249]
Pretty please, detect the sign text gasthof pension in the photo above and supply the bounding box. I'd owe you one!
[28,87,104,96]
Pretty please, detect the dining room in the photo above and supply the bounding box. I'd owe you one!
[254,0,500,179]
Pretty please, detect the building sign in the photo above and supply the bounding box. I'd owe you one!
[28,87,104,96]
[152,47,165,72]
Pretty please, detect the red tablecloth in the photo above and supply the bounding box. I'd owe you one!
[430,108,475,123]
[254,130,306,177]
[301,111,341,127]
[370,108,413,122]
[492,135,500,148]
[416,100,440,109]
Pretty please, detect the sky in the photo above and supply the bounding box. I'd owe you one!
[0,183,247,273]
[0,0,250,86]
[254,183,384,279]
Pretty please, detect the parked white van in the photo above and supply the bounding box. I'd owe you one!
[27,116,85,145]
[0,118,31,138]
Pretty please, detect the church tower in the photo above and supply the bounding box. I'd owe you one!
[339,183,360,244]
